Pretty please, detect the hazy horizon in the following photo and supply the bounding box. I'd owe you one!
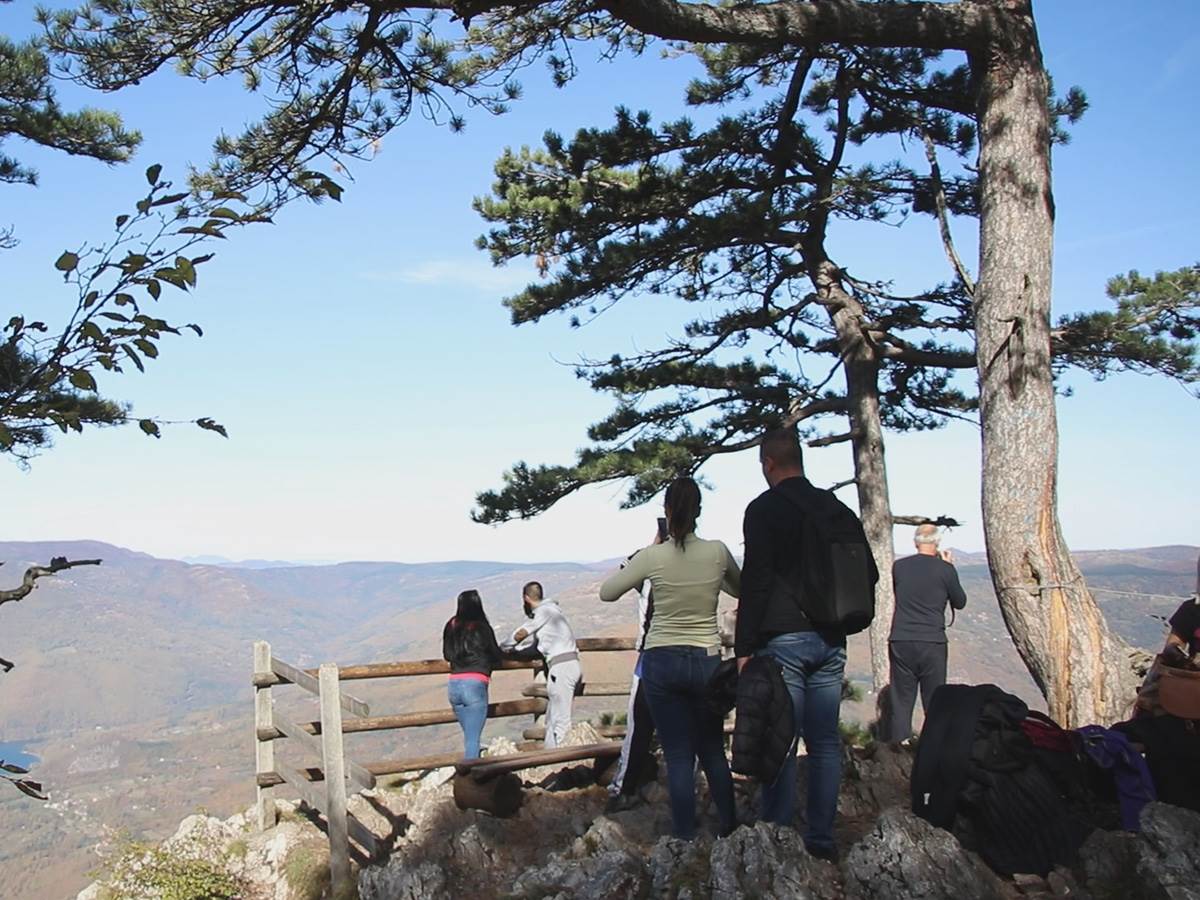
[2,536,1197,571]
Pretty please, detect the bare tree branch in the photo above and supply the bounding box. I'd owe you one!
[921,128,976,296]
[892,514,961,527]
[0,557,102,606]
[807,429,858,448]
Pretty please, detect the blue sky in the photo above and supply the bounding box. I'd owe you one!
[1,1,1197,564]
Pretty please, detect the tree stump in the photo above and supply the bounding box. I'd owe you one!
[453,772,523,817]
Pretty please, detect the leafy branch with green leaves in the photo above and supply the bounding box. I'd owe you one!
[1,164,271,461]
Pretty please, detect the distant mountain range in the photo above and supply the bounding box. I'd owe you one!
[1,538,1194,739]
[0,539,1194,899]
[0,540,611,738]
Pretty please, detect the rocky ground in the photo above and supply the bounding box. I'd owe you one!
[77,725,1200,900]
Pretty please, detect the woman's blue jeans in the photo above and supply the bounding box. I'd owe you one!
[448,678,489,759]
[758,631,846,854]
[641,646,736,839]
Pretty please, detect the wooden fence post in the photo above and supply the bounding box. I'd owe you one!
[319,663,352,898]
[253,640,277,831]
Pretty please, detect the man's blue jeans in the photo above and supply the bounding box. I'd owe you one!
[758,631,846,853]
[448,678,490,759]
[641,646,736,839]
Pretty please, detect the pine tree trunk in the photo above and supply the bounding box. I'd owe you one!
[846,356,897,693]
[811,259,896,692]
[972,1,1137,726]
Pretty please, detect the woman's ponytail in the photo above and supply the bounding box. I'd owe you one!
[664,477,701,548]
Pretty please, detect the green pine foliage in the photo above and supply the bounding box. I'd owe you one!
[473,46,986,521]
[32,2,1195,510]
[0,29,139,187]
[42,0,525,204]
[1054,264,1199,389]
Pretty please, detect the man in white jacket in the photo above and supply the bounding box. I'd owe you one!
[503,581,582,748]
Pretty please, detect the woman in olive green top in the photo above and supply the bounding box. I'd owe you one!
[599,477,741,839]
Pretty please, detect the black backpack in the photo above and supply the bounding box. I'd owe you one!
[775,481,878,635]
[912,684,1095,877]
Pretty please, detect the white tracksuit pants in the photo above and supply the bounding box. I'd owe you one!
[544,659,581,748]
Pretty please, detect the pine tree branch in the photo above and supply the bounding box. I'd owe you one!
[870,331,976,368]
[561,0,989,50]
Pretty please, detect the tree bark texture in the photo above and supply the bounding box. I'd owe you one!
[972,0,1136,726]
[810,258,897,692]
[847,355,897,693]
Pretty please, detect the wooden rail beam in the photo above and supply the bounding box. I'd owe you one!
[288,637,640,682]
[523,724,626,741]
[257,733,627,788]
[458,742,622,781]
[263,657,370,718]
[274,764,379,856]
[256,698,547,742]
[521,682,632,699]
[273,714,376,791]
[258,748,466,787]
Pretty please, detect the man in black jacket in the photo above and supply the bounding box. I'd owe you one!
[736,427,876,860]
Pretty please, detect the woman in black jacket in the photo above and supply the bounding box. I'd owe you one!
[442,590,504,758]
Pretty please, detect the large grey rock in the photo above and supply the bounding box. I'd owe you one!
[1134,802,1200,900]
[843,807,1013,900]
[709,823,840,900]
[1081,803,1200,900]
[1077,828,1141,900]
[509,849,648,899]
[647,836,711,899]
[568,815,642,859]
[359,859,447,900]
[839,744,913,823]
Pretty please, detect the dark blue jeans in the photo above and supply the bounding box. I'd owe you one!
[758,631,846,853]
[448,678,489,759]
[641,646,736,839]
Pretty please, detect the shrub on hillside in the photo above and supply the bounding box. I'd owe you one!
[92,825,248,900]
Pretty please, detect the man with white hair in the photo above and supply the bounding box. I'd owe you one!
[887,523,968,743]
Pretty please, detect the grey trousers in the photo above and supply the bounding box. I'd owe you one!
[545,659,581,748]
[887,640,948,742]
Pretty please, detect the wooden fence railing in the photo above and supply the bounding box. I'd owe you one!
[252,636,639,897]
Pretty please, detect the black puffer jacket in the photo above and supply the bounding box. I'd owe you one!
[731,655,795,783]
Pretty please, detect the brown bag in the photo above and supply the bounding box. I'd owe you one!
[1159,663,1200,719]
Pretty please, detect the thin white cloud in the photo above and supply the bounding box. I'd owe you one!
[362,259,539,294]
[1154,35,1200,92]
